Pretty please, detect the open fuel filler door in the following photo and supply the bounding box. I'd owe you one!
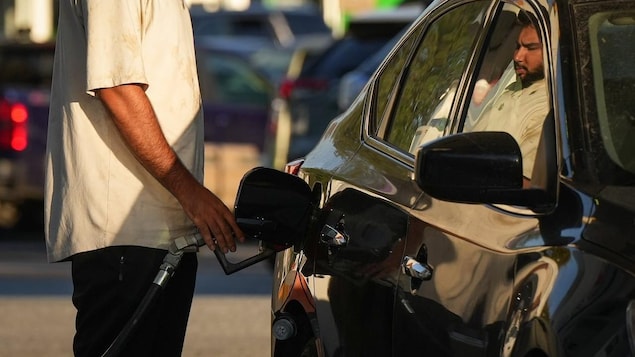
[214,167,314,274]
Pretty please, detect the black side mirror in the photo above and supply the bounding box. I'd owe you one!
[414,131,551,208]
[214,167,313,274]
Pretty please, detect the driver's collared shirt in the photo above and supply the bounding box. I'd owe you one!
[470,78,548,178]
[45,0,203,262]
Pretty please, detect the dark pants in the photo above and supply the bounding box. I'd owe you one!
[71,246,198,357]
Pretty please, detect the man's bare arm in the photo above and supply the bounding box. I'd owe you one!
[95,83,244,252]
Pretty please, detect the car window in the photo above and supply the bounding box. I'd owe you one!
[190,9,330,41]
[371,28,422,136]
[198,52,271,106]
[371,1,490,154]
[191,12,273,39]
[462,4,550,181]
[223,18,269,37]
[588,10,635,175]
[248,48,294,84]
[282,13,331,35]
[0,44,54,88]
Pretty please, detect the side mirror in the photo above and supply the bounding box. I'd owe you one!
[214,167,313,274]
[414,131,550,208]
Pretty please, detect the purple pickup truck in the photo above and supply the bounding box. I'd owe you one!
[0,41,53,228]
[0,40,275,229]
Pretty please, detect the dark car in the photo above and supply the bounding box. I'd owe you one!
[0,41,54,228]
[337,27,407,112]
[0,40,275,228]
[189,4,333,50]
[195,42,276,207]
[265,4,424,169]
[196,43,274,151]
[193,35,328,90]
[225,0,635,356]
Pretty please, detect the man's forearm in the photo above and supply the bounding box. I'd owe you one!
[95,84,198,200]
[95,83,244,252]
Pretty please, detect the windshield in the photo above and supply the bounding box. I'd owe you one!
[0,44,54,89]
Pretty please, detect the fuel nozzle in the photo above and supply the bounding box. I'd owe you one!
[211,217,286,275]
[153,234,204,288]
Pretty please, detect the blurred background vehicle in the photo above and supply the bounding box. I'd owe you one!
[195,42,276,206]
[0,35,281,229]
[189,4,339,199]
[0,40,53,229]
[264,3,425,170]
[190,3,334,50]
[193,34,332,90]
[190,4,334,86]
[197,43,275,152]
[337,26,408,112]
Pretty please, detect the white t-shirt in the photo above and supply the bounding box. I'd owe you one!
[45,0,204,262]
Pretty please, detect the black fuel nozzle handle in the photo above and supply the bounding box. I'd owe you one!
[211,217,279,275]
[171,218,280,275]
[213,246,276,275]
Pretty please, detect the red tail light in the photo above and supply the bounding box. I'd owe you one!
[278,78,328,100]
[278,79,295,100]
[0,99,29,151]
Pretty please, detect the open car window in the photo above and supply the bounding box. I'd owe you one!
[462,3,551,183]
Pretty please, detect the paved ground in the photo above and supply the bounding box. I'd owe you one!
[0,296,271,357]
[0,240,273,357]
[0,144,272,356]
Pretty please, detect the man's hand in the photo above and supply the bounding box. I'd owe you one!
[95,83,245,252]
[178,183,245,253]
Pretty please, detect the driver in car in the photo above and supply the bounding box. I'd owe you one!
[467,11,549,187]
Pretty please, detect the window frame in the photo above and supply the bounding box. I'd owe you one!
[578,2,635,182]
[362,0,498,167]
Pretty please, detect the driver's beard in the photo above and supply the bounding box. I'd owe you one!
[521,70,545,88]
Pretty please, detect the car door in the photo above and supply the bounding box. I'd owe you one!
[371,1,557,356]
[277,3,489,354]
[294,1,495,355]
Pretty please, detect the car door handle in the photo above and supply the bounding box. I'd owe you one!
[402,255,433,281]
